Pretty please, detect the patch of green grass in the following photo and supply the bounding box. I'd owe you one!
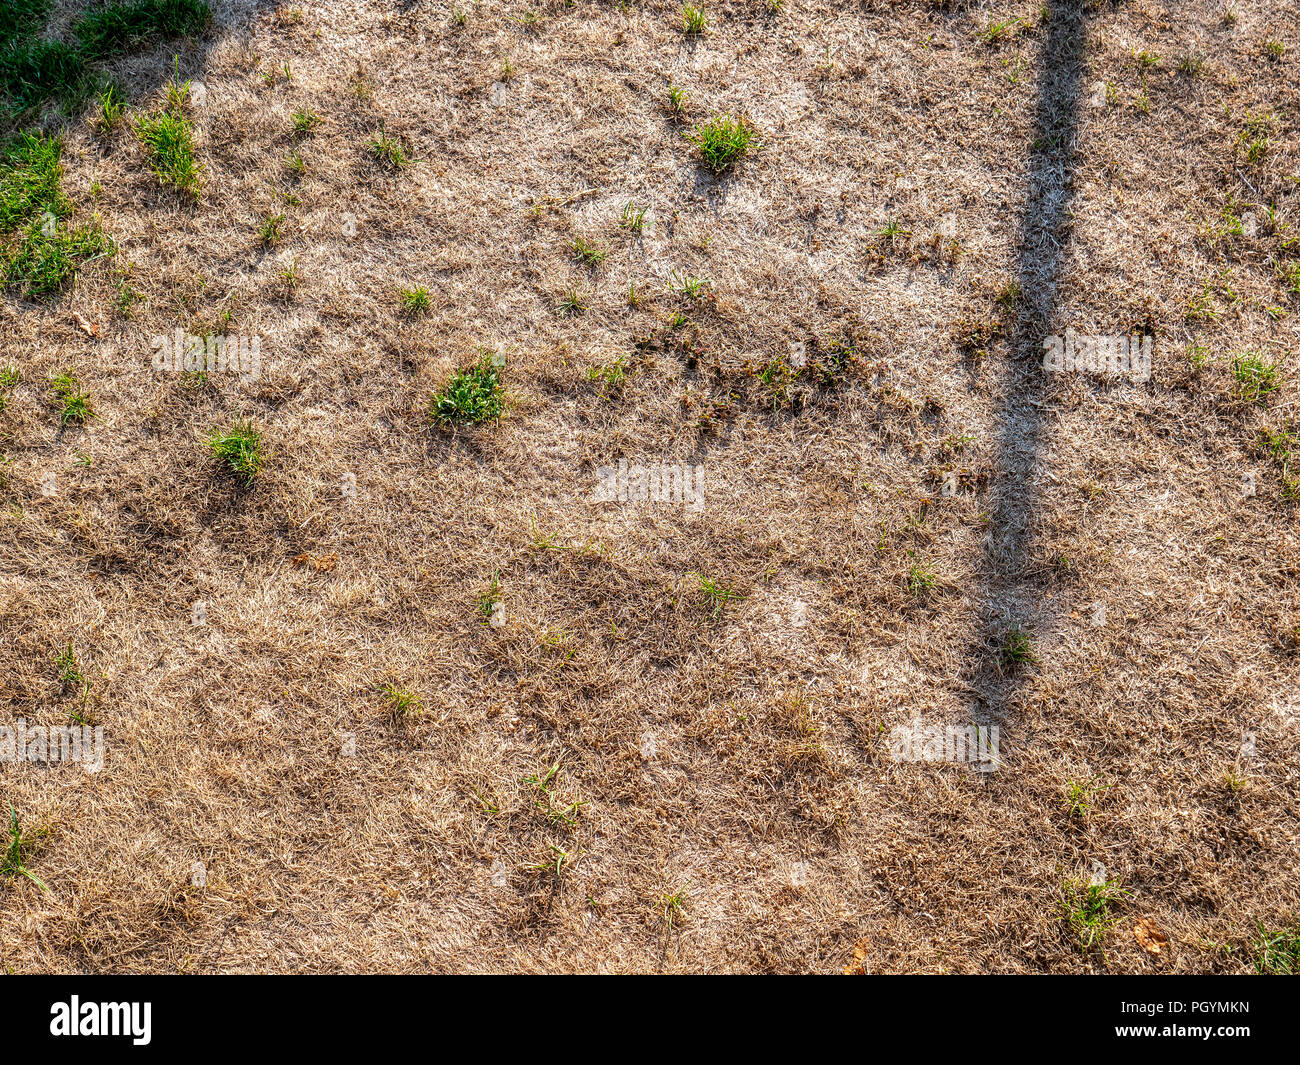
[0,38,85,111]
[981,17,1022,44]
[54,640,86,696]
[669,271,712,299]
[378,682,421,721]
[430,354,505,426]
[477,571,501,620]
[368,130,410,170]
[1063,776,1110,818]
[1060,876,1129,954]
[686,112,757,173]
[258,210,285,246]
[905,561,936,597]
[400,284,430,314]
[0,132,66,231]
[204,420,264,486]
[50,369,91,424]
[0,1,209,112]
[620,201,648,231]
[693,573,743,617]
[585,353,628,397]
[1280,260,1300,297]
[1002,623,1039,667]
[95,81,126,131]
[0,1,52,49]
[291,106,321,136]
[2,804,46,892]
[135,92,201,197]
[556,285,587,315]
[1253,919,1300,974]
[0,130,114,300]
[659,887,689,930]
[875,219,910,241]
[571,236,606,266]
[5,217,113,298]
[667,83,689,115]
[74,0,211,60]
[1231,352,1281,404]
[682,5,707,34]
[1263,39,1285,61]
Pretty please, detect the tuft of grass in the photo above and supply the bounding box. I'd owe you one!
[1253,919,1300,974]
[905,561,936,597]
[258,210,285,246]
[556,285,587,315]
[681,5,707,34]
[620,201,648,232]
[378,682,421,721]
[1063,776,1110,818]
[0,132,66,232]
[135,91,202,197]
[571,236,606,266]
[686,112,757,173]
[981,17,1022,44]
[2,804,46,892]
[430,354,505,426]
[204,420,264,486]
[693,573,743,617]
[585,353,628,397]
[95,81,126,131]
[667,83,689,115]
[291,106,321,136]
[660,887,689,930]
[1263,39,1285,61]
[5,217,113,298]
[669,271,713,299]
[1002,623,1039,667]
[1231,352,1281,404]
[1060,876,1129,954]
[400,285,430,314]
[54,641,86,696]
[51,369,91,424]
[368,130,410,170]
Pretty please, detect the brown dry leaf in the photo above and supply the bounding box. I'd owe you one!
[1133,917,1168,955]
[72,312,101,338]
[843,940,869,975]
[290,552,338,573]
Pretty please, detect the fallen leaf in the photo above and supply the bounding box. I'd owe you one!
[1133,916,1168,955]
[843,939,869,975]
[291,552,338,572]
[72,312,101,338]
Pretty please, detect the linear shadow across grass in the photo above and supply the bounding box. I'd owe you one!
[963,1,1091,727]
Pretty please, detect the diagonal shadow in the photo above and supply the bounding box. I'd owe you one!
[964,1,1091,729]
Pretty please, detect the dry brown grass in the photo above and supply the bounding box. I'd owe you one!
[1,0,1299,973]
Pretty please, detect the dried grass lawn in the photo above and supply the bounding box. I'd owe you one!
[2,0,1299,973]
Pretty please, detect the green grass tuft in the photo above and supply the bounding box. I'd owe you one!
[1254,919,1300,974]
[686,112,757,173]
[51,369,92,424]
[430,354,505,426]
[135,89,201,197]
[1231,352,1281,404]
[205,420,264,486]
